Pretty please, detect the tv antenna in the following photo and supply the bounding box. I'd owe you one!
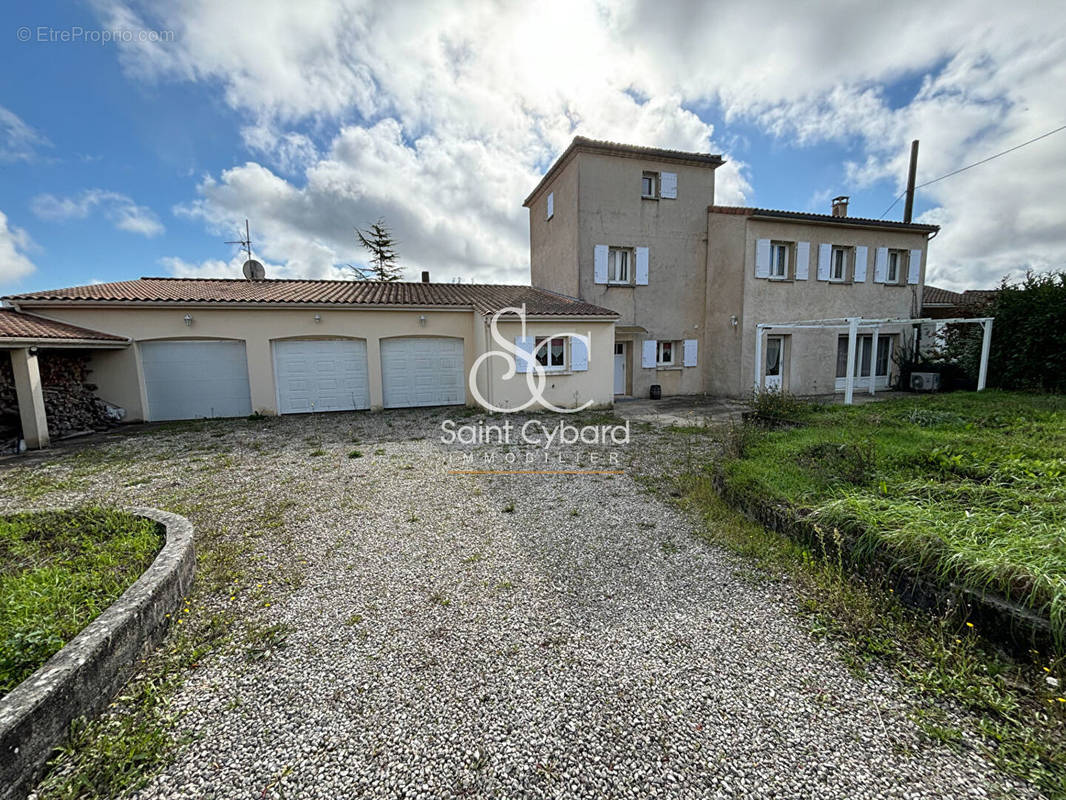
[226,219,265,280]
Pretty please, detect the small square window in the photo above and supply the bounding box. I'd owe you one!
[608,247,631,284]
[535,336,566,371]
[641,171,659,199]
[657,340,675,366]
[770,242,790,279]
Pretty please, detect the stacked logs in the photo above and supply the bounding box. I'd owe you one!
[0,351,122,442]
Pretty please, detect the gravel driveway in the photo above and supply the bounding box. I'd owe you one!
[1,410,1039,799]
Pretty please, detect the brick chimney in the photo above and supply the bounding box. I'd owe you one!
[832,196,849,217]
[421,270,430,283]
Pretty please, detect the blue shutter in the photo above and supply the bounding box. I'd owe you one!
[571,335,589,371]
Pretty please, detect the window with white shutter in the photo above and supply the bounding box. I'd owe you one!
[546,192,554,220]
[594,245,609,284]
[908,249,922,284]
[641,340,657,368]
[853,246,868,282]
[683,339,698,367]
[795,242,810,280]
[755,239,771,278]
[635,247,649,285]
[660,172,677,199]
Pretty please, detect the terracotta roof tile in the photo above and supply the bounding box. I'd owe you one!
[5,278,618,317]
[709,205,940,233]
[0,309,127,342]
[922,286,964,305]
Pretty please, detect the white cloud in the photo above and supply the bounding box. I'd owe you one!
[95,0,1066,290]
[31,189,165,237]
[0,211,37,284]
[0,105,51,163]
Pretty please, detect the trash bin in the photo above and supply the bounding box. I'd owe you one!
[650,384,662,400]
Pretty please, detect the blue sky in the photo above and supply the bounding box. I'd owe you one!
[2,0,1063,295]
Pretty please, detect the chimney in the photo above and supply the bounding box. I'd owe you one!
[421,270,430,283]
[831,196,849,217]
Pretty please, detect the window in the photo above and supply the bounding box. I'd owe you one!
[830,247,849,281]
[657,340,675,366]
[886,250,904,284]
[535,336,567,371]
[766,337,783,377]
[546,191,554,220]
[770,242,790,279]
[641,171,659,199]
[608,247,631,284]
[614,342,625,356]
[836,335,894,378]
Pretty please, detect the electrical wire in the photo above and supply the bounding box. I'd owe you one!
[878,123,1066,219]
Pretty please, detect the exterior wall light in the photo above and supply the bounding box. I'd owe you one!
[418,314,427,327]
[313,313,322,323]
[183,314,193,327]
[730,315,738,329]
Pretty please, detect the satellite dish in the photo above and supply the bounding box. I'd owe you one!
[242,259,266,280]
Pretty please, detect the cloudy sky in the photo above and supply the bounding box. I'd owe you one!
[1,0,1063,294]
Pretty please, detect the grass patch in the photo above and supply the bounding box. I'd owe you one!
[678,477,1066,796]
[722,391,1066,644]
[0,509,163,695]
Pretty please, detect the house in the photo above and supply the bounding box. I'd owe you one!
[922,285,998,319]
[1,278,618,447]
[525,137,941,398]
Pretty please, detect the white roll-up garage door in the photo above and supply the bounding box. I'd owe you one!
[380,337,465,409]
[273,339,370,414]
[140,340,252,421]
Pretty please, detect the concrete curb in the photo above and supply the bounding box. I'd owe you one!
[0,508,195,800]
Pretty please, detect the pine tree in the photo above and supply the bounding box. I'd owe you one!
[352,219,402,282]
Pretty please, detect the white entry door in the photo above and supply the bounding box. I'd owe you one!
[614,342,627,395]
[765,336,784,391]
[140,340,252,421]
[273,339,370,414]
[380,337,465,408]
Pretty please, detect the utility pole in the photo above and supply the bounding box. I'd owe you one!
[903,140,919,223]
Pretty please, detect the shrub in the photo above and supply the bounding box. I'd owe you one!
[747,387,809,423]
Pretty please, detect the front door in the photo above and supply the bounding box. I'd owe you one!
[614,342,627,395]
[765,336,784,391]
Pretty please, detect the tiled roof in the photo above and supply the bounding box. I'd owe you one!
[5,278,619,317]
[524,136,724,206]
[0,309,127,342]
[922,286,964,305]
[709,205,940,233]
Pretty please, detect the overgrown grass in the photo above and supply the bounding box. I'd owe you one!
[723,391,1066,643]
[0,509,163,695]
[675,472,1066,797]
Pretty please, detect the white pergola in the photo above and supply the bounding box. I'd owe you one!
[754,315,994,405]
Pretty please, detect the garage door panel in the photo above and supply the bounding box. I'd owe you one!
[381,337,465,409]
[274,339,370,414]
[141,340,253,421]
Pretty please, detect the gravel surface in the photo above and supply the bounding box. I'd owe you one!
[0,410,1042,799]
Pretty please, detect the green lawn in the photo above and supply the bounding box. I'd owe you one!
[724,391,1066,643]
[0,509,163,695]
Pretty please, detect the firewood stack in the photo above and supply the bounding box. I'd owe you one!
[0,351,123,441]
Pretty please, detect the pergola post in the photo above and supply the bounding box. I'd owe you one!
[844,318,858,406]
[869,327,879,396]
[977,318,993,391]
[753,325,763,393]
[9,348,50,449]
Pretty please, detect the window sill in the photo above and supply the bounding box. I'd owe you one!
[607,281,634,287]
[768,276,793,282]
[641,195,659,201]
[656,365,683,371]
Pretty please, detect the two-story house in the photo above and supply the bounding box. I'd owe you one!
[525,137,940,398]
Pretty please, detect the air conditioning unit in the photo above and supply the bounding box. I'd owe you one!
[910,372,940,392]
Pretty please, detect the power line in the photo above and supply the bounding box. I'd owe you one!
[878,123,1066,219]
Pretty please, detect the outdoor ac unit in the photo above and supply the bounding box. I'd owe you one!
[910,372,941,392]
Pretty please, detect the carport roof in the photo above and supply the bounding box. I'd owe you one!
[0,309,128,345]
[5,278,619,317]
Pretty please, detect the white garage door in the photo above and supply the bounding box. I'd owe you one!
[380,337,465,409]
[140,340,252,421]
[273,339,370,414]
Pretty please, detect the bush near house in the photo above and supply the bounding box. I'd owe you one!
[943,270,1066,393]
[0,509,163,695]
[721,391,1066,646]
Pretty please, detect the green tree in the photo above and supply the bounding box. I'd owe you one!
[352,219,402,282]
[944,270,1066,392]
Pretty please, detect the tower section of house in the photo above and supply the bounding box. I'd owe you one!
[525,137,723,398]
[705,205,940,397]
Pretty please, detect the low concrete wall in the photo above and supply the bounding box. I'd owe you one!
[712,472,1056,655]
[0,508,195,800]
